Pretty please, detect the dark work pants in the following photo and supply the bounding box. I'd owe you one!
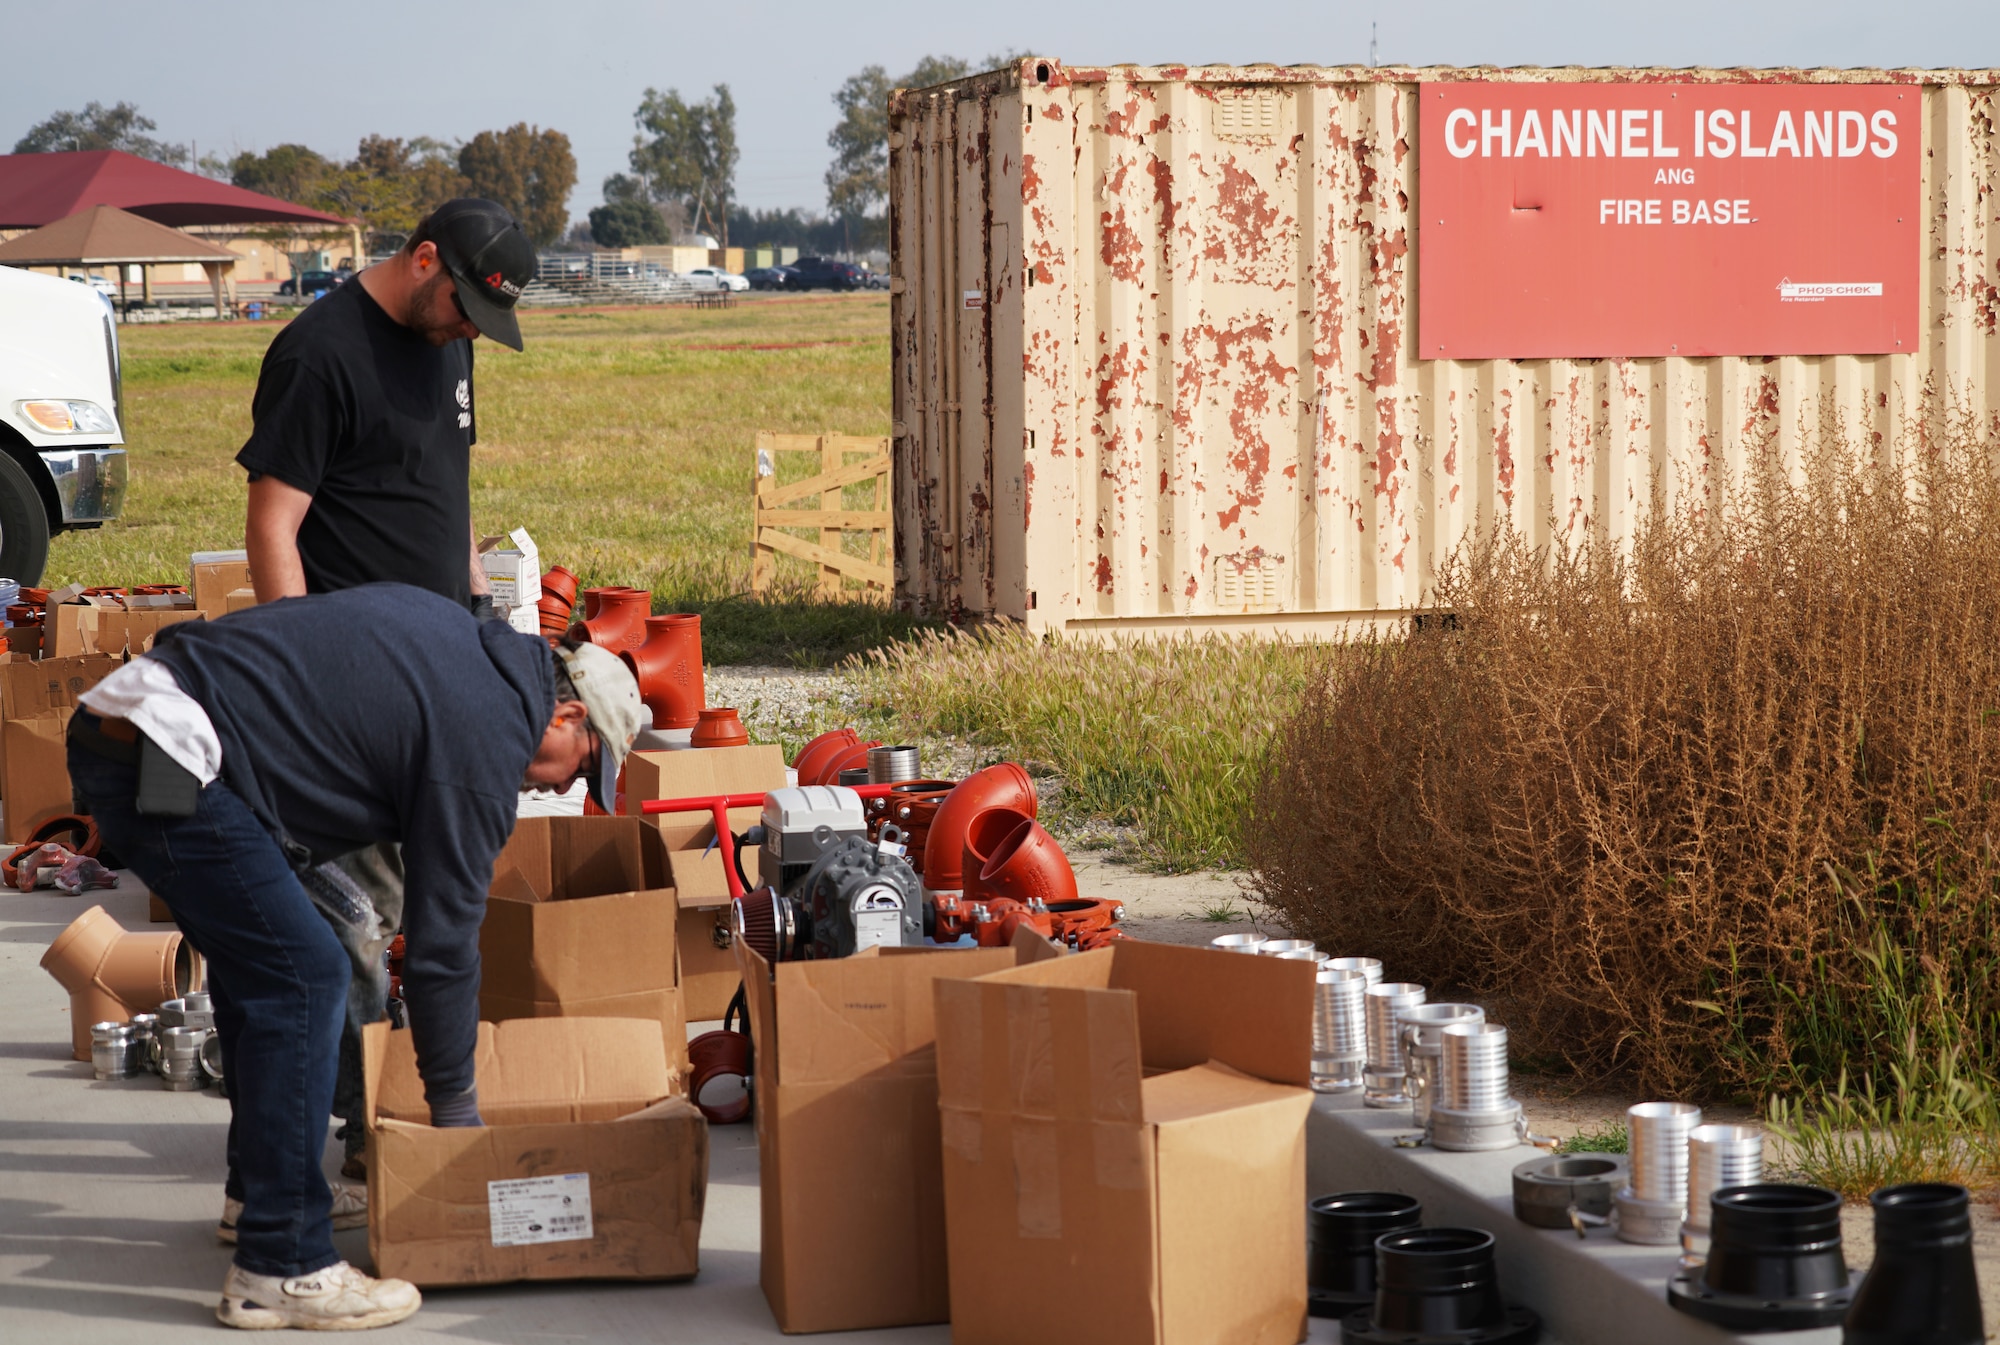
[68,720,346,1279]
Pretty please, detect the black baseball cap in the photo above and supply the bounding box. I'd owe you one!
[424,199,533,351]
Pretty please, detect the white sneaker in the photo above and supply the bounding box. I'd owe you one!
[219,1186,368,1244]
[217,1259,420,1331]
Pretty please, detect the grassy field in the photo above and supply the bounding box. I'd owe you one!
[57,293,931,662]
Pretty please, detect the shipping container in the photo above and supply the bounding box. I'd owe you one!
[887,60,2000,635]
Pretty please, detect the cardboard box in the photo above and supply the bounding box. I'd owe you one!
[477,527,541,617]
[0,655,119,841]
[3,709,73,839]
[223,587,257,614]
[933,941,1318,1345]
[478,816,687,1066]
[190,550,252,619]
[736,943,1018,1333]
[363,1017,707,1287]
[624,744,787,1020]
[51,604,203,657]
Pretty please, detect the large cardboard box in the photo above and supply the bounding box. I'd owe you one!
[624,745,787,1020]
[478,816,686,1067]
[933,941,1318,1345]
[190,550,252,619]
[737,943,1018,1333]
[363,1017,707,1287]
[0,655,119,840]
[50,604,202,657]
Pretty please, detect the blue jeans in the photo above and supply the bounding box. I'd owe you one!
[68,719,347,1279]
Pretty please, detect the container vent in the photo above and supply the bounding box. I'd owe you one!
[1212,91,1280,141]
[1212,552,1285,612]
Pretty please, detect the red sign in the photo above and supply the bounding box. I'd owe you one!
[1418,83,1918,359]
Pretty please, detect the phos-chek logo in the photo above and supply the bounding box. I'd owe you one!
[485,270,523,298]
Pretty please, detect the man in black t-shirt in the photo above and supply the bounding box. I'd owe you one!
[225,201,535,1202]
[239,199,532,606]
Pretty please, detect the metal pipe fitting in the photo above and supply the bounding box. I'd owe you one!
[90,1021,144,1080]
[1362,982,1426,1107]
[127,1013,161,1073]
[1326,955,1383,987]
[1397,1003,1485,1126]
[200,1031,226,1090]
[1312,968,1368,1094]
[1513,1152,1628,1230]
[1210,933,1262,954]
[1258,938,1315,956]
[158,1026,208,1091]
[866,744,921,784]
[1428,1021,1526,1151]
[1682,1124,1763,1265]
[1616,1101,1702,1244]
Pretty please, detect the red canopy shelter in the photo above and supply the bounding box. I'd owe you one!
[0,149,349,230]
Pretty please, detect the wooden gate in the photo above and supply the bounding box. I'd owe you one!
[750,432,894,600]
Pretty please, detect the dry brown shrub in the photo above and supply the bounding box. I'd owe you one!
[1249,413,2000,1097]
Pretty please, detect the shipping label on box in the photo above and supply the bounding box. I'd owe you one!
[488,1173,593,1247]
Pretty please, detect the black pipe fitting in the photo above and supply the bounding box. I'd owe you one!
[1511,1152,1627,1229]
[1341,1227,1541,1345]
[1667,1183,1856,1329]
[1308,1192,1423,1317]
[1843,1183,1984,1345]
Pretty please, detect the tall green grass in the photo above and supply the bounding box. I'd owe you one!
[851,625,1327,871]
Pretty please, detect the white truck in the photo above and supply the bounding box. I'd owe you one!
[0,265,130,584]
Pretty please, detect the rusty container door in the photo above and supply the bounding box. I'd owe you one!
[889,61,2000,636]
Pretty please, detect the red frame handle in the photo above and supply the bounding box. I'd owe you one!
[640,782,903,900]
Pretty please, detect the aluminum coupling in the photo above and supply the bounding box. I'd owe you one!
[1312,967,1368,1094]
[158,1025,209,1091]
[1209,933,1262,954]
[865,744,921,784]
[1428,1022,1527,1152]
[1325,955,1383,987]
[1615,1101,1703,1244]
[90,1021,146,1080]
[1258,938,1315,957]
[1362,981,1426,1107]
[1397,1002,1485,1127]
[1682,1123,1763,1265]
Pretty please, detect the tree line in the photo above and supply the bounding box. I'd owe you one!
[10,57,1018,258]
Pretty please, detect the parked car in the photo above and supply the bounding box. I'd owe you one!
[861,269,891,290]
[686,266,749,293]
[277,270,346,298]
[784,257,864,291]
[745,267,789,290]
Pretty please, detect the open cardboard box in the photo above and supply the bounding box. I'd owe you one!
[624,744,787,1020]
[736,941,1020,1333]
[362,1017,707,1287]
[50,604,202,658]
[478,816,686,1067]
[0,654,120,841]
[933,940,1317,1345]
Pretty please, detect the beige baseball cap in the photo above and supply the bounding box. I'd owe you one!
[554,642,645,810]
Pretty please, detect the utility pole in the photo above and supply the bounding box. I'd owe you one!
[1370,21,1378,67]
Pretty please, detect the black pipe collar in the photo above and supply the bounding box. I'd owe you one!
[1667,1183,1856,1329]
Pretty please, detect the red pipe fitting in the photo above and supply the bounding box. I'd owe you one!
[620,613,704,730]
[792,728,860,786]
[961,807,1033,903]
[540,565,580,609]
[687,1029,753,1124]
[691,707,748,749]
[577,587,651,652]
[818,739,884,786]
[976,815,1078,909]
[922,763,1037,891]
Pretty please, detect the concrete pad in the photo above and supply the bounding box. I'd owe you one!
[1307,1090,1841,1345]
[2,876,1363,1342]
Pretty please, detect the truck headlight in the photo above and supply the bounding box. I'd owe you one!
[16,400,118,434]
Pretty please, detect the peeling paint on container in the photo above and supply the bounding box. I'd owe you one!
[889,60,2000,636]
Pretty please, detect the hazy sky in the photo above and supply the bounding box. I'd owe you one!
[1,0,1990,219]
